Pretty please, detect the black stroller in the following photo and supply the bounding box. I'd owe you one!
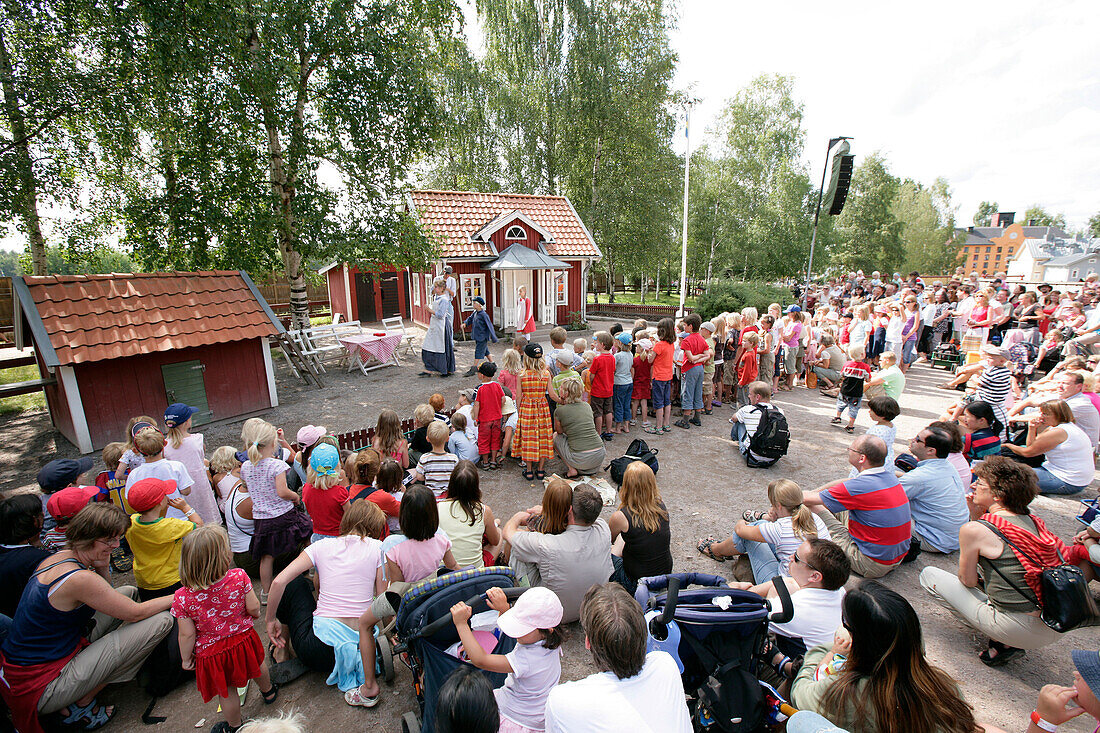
[390,566,526,733]
[636,572,795,733]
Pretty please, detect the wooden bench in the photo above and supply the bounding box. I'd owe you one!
[0,377,56,398]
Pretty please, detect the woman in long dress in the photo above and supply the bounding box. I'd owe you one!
[517,285,536,335]
[421,278,455,377]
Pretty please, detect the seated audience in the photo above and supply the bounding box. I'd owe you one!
[730,381,786,467]
[0,495,50,639]
[1003,399,1094,494]
[608,462,673,594]
[899,426,968,554]
[552,376,606,477]
[436,460,501,569]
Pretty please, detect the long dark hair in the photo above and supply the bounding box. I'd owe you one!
[445,460,483,526]
[820,581,979,733]
[963,400,1003,436]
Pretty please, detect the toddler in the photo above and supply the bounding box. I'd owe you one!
[632,338,653,429]
[117,415,159,481]
[848,395,900,477]
[125,427,194,519]
[302,443,348,543]
[471,363,505,467]
[736,332,761,408]
[429,393,451,426]
[174,526,277,732]
[448,412,480,463]
[831,345,871,434]
[612,333,635,434]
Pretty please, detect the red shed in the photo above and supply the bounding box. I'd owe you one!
[322,190,601,331]
[12,271,283,453]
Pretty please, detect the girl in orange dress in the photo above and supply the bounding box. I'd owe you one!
[515,343,553,481]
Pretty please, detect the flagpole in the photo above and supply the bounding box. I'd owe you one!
[678,103,692,318]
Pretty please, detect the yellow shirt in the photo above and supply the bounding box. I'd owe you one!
[126,514,195,590]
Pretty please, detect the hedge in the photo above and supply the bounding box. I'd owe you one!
[695,280,795,321]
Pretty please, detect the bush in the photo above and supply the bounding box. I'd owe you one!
[695,280,794,321]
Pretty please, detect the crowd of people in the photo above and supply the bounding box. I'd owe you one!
[0,265,1099,733]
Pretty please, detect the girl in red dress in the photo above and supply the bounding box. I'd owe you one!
[173,526,278,732]
[517,285,536,335]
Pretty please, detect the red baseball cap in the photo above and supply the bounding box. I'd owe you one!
[127,478,176,512]
[46,486,103,521]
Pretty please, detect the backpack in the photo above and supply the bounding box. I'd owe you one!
[607,438,659,485]
[747,406,790,464]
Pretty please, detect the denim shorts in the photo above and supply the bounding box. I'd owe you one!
[681,366,704,411]
[652,379,672,409]
[613,383,633,422]
[474,340,490,359]
[836,394,861,419]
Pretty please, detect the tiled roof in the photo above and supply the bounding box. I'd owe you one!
[409,190,601,259]
[19,271,279,365]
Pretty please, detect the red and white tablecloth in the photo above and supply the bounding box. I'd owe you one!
[339,332,403,373]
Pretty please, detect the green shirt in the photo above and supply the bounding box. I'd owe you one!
[877,365,906,400]
[554,401,604,453]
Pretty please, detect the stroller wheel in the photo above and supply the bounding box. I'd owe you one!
[401,711,421,733]
[377,634,395,684]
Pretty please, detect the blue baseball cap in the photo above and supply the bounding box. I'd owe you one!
[309,443,340,477]
[1072,649,1100,700]
[37,457,95,492]
[164,403,199,429]
[784,305,802,313]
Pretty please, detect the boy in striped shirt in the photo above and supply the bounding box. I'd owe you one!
[414,420,459,498]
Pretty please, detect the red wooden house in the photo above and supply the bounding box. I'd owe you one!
[12,271,283,453]
[322,190,601,331]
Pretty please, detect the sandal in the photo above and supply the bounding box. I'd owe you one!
[489,461,499,470]
[261,682,279,705]
[829,417,843,425]
[62,699,116,730]
[535,470,546,480]
[696,536,732,562]
[844,425,855,434]
[344,684,381,708]
[742,509,766,522]
[644,426,662,435]
[522,469,535,481]
[979,640,1025,667]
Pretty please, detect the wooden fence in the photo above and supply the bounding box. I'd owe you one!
[587,302,693,320]
[294,408,456,453]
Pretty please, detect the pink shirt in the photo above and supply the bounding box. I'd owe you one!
[171,569,255,655]
[164,433,220,524]
[386,532,452,583]
[304,535,384,618]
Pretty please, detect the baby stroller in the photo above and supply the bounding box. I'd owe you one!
[636,573,795,733]
[1007,341,1038,388]
[390,566,525,733]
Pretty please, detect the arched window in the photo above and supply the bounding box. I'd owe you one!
[505,225,527,240]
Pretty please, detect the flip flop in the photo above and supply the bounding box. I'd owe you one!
[696,536,732,562]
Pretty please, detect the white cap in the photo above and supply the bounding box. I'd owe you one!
[497,587,563,638]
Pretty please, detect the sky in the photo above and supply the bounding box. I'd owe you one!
[666,0,1100,231]
[5,0,1097,252]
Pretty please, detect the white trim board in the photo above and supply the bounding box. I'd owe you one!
[59,366,93,453]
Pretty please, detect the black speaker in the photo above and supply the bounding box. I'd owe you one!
[828,155,855,216]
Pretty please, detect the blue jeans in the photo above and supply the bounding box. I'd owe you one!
[613,383,633,422]
[1032,465,1089,495]
[731,420,748,453]
[732,520,781,583]
[786,711,849,733]
[835,394,861,419]
[682,366,704,411]
[902,338,919,364]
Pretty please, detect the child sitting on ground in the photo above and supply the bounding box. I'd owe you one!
[37,457,95,532]
[455,389,478,442]
[449,586,565,732]
[471,362,505,468]
[848,395,900,477]
[96,442,131,512]
[831,345,872,434]
[41,486,109,551]
[127,477,204,600]
[373,459,405,536]
[414,420,460,498]
[502,389,519,459]
[408,404,435,465]
[302,443,348,543]
[125,427,195,518]
[447,413,480,463]
[372,409,410,470]
[174,526,278,733]
[429,393,451,426]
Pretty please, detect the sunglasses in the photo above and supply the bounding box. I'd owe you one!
[792,551,819,572]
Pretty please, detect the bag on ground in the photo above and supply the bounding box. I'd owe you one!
[607,439,659,485]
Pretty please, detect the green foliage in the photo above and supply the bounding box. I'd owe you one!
[894,177,961,274]
[695,280,792,321]
[1022,205,1066,229]
[828,152,903,273]
[1089,212,1100,238]
[0,245,134,276]
[0,364,46,415]
[973,201,998,227]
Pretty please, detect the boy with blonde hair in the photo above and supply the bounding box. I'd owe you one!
[125,427,194,519]
[414,420,459,497]
[832,345,872,434]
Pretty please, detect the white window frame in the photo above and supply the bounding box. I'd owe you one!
[460,273,486,311]
[413,271,421,307]
[1071,268,1079,279]
[554,270,568,306]
[505,225,527,240]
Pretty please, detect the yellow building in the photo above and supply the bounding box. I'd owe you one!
[954,212,1069,276]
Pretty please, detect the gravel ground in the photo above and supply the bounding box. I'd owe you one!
[1,326,1097,732]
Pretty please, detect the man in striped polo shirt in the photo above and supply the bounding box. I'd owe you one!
[802,435,912,579]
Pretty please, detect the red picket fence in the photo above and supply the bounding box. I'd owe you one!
[294,408,456,453]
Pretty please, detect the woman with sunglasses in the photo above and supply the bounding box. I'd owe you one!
[790,580,985,733]
[0,502,173,731]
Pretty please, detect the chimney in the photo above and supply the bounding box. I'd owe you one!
[967,226,974,233]
[994,212,1015,227]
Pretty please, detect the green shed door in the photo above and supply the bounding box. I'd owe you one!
[161,361,212,427]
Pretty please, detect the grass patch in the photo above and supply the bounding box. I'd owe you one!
[0,363,47,415]
[588,290,698,308]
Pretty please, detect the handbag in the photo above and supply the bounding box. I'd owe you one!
[607,438,659,485]
[978,520,1099,633]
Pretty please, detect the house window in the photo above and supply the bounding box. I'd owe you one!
[984,255,990,261]
[505,225,527,240]
[413,272,421,307]
[460,274,486,311]
[1072,269,1079,279]
[554,271,568,306]
[996,247,1002,253]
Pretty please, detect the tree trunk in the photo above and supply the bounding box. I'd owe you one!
[0,28,47,275]
[605,260,615,303]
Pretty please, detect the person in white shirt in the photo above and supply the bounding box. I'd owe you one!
[544,583,692,733]
[730,381,785,467]
[124,428,194,519]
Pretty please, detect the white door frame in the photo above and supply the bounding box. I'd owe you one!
[541,269,556,324]
[503,270,534,330]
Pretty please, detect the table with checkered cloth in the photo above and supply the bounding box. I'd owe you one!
[339,332,403,374]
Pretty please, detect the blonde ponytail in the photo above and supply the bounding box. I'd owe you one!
[768,478,817,540]
[247,421,277,464]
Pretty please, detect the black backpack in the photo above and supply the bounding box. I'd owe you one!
[747,406,789,464]
[608,438,659,485]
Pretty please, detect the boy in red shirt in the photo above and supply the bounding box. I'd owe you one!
[589,331,616,440]
[675,313,712,429]
[471,361,505,468]
[736,331,760,407]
